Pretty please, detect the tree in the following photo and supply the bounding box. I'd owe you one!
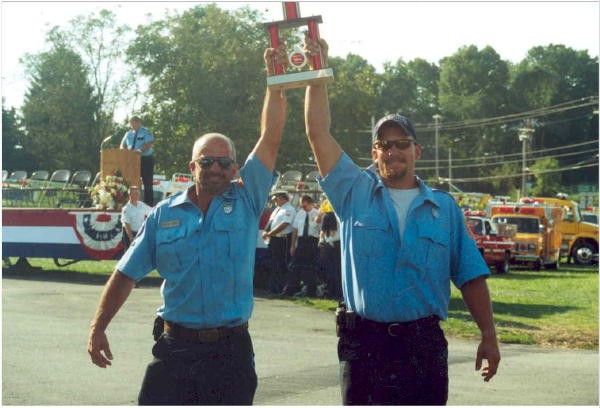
[127,5,269,175]
[2,105,31,173]
[45,9,134,139]
[437,45,511,190]
[406,58,440,124]
[509,45,599,188]
[529,157,561,197]
[21,44,100,172]
[327,54,378,164]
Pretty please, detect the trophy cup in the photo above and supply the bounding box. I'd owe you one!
[264,2,334,89]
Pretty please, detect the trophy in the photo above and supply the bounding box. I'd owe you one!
[264,2,334,89]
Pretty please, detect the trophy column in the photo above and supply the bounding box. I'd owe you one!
[264,1,334,90]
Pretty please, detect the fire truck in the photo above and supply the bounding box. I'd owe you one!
[464,210,516,274]
[523,196,598,265]
[490,202,564,270]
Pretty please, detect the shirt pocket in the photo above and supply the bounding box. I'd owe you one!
[352,216,391,257]
[155,226,193,275]
[416,222,450,272]
[213,212,248,258]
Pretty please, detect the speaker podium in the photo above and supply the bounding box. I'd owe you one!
[100,149,140,187]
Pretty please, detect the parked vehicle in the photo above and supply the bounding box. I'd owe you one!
[490,202,564,270]
[464,210,516,274]
[524,196,598,265]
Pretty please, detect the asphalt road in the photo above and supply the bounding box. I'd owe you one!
[2,272,598,405]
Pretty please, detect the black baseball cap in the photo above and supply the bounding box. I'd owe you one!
[372,114,417,143]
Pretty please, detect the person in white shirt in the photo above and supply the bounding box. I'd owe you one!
[121,186,152,249]
[262,191,296,294]
[289,195,321,296]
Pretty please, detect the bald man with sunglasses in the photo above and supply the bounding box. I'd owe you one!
[303,38,500,405]
[87,46,288,405]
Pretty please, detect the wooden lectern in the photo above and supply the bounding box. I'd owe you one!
[100,149,140,187]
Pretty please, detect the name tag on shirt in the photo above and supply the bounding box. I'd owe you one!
[161,220,180,229]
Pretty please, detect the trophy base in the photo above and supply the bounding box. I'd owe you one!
[267,68,334,90]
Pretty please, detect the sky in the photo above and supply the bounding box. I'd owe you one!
[2,0,599,119]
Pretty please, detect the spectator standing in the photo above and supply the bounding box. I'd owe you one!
[121,185,152,250]
[120,116,155,205]
[262,191,295,295]
[289,195,321,296]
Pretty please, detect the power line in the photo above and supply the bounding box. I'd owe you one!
[414,96,598,134]
[438,162,598,183]
[416,147,599,171]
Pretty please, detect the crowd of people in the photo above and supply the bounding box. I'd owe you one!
[260,192,342,300]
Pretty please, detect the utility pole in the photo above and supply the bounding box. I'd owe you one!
[518,127,534,198]
[433,114,442,181]
[448,147,452,191]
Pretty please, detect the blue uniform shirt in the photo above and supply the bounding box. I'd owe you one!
[319,153,489,323]
[117,153,276,329]
[121,126,154,156]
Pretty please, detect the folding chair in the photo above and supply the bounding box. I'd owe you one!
[59,170,92,208]
[40,169,71,207]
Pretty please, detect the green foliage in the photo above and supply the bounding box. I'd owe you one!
[439,45,509,120]
[328,54,378,163]
[127,5,267,175]
[12,4,598,194]
[44,9,134,142]
[529,157,561,196]
[2,106,33,173]
[21,45,100,172]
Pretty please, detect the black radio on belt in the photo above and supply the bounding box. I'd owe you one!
[152,316,164,341]
[335,302,356,337]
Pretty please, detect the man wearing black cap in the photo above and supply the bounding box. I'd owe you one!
[302,38,500,405]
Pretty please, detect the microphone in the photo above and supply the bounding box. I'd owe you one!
[100,132,118,151]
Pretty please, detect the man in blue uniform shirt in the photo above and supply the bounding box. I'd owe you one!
[120,116,155,205]
[87,46,288,405]
[303,38,500,405]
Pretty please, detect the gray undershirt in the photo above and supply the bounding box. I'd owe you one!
[388,187,420,239]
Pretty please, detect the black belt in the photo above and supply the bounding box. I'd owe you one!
[337,310,439,337]
[164,321,248,343]
[358,315,440,336]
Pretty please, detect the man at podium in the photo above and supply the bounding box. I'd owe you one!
[120,116,154,205]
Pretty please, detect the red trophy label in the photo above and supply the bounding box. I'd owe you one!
[264,1,334,89]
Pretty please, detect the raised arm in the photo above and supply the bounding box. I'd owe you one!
[252,47,288,172]
[304,38,343,177]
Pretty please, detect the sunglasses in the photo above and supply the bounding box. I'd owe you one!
[195,156,235,170]
[373,139,416,151]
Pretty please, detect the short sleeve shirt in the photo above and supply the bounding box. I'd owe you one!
[319,153,489,322]
[121,126,154,156]
[292,208,320,238]
[268,202,295,235]
[116,153,277,329]
[121,201,152,232]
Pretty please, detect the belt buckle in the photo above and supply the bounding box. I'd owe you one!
[197,328,220,342]
[387,323,402,337]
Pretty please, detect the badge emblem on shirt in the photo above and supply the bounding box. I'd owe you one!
[432,208,440,218]
[223,201,233,214]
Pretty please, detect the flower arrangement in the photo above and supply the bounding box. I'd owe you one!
[90,170,129,210]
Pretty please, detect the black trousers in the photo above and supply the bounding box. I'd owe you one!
[138,330,257,405]
[289,236,319,295]
[320,241,342,299]
[267,235,290,293]
[141,155,154,206]
[338,318,448,405]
